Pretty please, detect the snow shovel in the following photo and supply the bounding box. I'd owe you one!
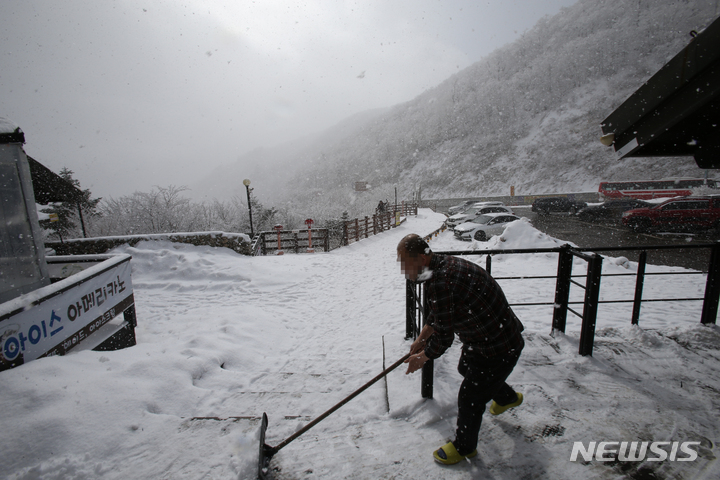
[257,351,412,479]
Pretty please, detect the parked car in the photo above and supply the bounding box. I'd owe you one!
[532,197,587,215]
[463,205,514,223]
[446,203,508,229]
[453,213,521,241]
[448,200,476,216]
[576,199,652,222]
[621,196,720,232]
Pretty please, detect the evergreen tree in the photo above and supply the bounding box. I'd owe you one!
[40,168,101,241]
[249,192,278,233]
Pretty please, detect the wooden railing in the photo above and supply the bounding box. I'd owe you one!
[343,202,418,246]
[254,228,330,256]
[252,202,419,255]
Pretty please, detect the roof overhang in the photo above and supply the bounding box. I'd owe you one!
[1,118,84,204]
[600,16,720,168]
[27,156,84,204]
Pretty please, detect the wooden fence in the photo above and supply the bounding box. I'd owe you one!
[343,202,418,246]
[252,202,419,255]
[253,228,330,256]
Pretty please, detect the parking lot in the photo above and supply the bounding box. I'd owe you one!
[514,205,719,271]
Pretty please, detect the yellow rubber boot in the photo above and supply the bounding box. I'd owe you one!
[433,442,478,465]
[489,392,523,415]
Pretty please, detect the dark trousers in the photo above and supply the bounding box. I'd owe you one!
[453,343,523,455]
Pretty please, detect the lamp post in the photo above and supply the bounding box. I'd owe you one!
[243,179,254,238]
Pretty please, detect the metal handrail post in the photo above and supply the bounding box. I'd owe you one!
[579,253,603,356]
[701,242,720,325]
[406,280,417,339]
[420,287,433,399]
[552,245,573,334]
[631,251,647,325]
[421,358,434,399]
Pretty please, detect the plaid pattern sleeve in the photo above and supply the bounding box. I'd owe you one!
[423,255,524,360]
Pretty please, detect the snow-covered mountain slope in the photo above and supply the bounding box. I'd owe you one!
[194,0,719,221]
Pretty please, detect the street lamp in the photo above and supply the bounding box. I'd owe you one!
[243,178,254,238]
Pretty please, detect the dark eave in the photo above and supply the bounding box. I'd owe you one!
[600,16,720,168]
[27,156,84,204]
[0,126,26,144]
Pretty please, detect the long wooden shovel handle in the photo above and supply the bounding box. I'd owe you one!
[265,351,412,456]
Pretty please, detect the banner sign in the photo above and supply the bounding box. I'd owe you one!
[0,256,133,371]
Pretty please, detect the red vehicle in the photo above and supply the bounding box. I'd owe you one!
[621,196,720,232]
[598,178,716,201]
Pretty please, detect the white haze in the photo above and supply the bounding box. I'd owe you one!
[0,0,576,199]
[191,0,719,220]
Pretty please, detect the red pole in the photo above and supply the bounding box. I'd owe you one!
[305,218,314,253]
[274,225,284,255]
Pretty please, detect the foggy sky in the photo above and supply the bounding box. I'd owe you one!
[1,0,577,199]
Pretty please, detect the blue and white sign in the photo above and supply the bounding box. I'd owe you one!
[0,255,133,371]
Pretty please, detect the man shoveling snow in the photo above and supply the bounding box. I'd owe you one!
[398,234,525,465]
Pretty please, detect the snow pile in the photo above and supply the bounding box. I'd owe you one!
[0,209,718,479]
[0,117,20,134]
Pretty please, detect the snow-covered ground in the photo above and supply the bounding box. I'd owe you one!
[1,209,718,479]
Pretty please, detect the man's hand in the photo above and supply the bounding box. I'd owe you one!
[404,351,429,374]
[409,337,426,355]
[409,324,434,356]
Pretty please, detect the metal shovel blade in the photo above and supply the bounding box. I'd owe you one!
[255,352,411,478]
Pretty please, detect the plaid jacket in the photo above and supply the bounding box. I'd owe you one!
[423,255,524,359]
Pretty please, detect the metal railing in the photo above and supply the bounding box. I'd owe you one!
[406,242,720,398]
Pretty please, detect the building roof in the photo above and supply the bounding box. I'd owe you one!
[27,156,84,204]
[600,16,720,168]
[0,117,25,143]
[1,116,84,203]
